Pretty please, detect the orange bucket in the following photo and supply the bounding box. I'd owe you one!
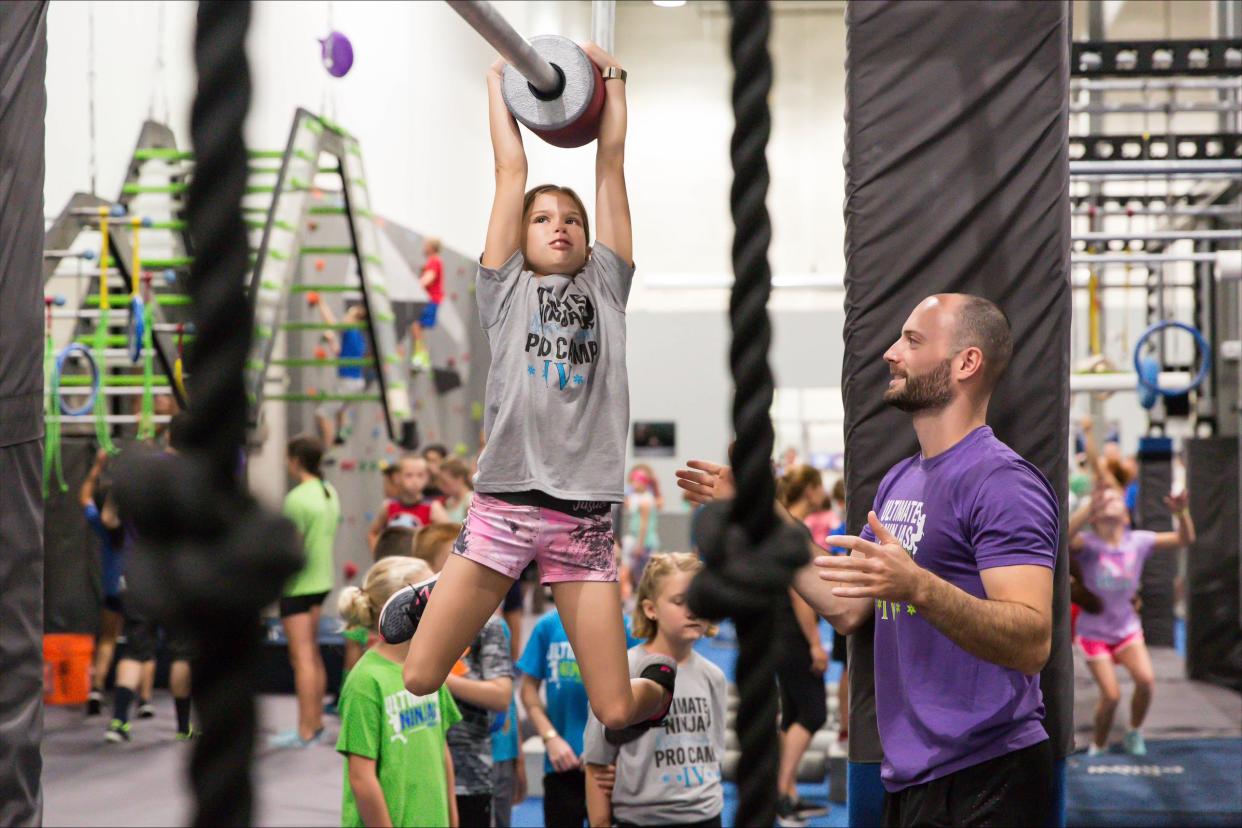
[43,633,95,705]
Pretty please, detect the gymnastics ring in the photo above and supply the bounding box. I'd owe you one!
[56,343,100,416]
[127,295,145,363]
[1132,320,1211,397]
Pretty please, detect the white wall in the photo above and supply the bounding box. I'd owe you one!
[44,0,848,283]
[42,0,1201,503]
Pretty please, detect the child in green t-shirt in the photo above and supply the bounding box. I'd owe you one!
[337,556,462,827]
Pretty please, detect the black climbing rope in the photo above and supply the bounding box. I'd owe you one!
[115,2,301,825]
[686,3,806,826]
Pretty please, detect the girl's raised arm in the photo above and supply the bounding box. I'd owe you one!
[483,59,528,269]
[583,43,632,266]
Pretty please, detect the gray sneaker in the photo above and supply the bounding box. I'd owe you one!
[604,653,678,746]
[377,575,438,644]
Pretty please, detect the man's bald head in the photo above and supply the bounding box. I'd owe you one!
[935,293,1013,391]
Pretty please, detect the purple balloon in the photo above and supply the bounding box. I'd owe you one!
[319,31,354,78]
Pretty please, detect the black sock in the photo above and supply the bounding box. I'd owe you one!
[174,697,192,733]
[113,686,135,725]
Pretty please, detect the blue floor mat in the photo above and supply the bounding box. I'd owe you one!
[1066,738,1242,827]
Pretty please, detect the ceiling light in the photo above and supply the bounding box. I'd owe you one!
[652,1,687,8]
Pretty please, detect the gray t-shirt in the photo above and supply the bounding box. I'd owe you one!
[474,243,634,502]
[582,646,726,825]
[447,616,512,795]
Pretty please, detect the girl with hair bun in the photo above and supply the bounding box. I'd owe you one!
[336,556,462,828]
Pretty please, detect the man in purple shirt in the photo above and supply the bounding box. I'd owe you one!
[678,294,1057,827]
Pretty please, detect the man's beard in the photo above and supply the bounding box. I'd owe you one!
[884,358,954,413]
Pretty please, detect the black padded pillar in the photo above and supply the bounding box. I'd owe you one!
[843,0,1074,768]
[1185,436,1241,692]
[0,2,49,825]
[1136,436,1176,646]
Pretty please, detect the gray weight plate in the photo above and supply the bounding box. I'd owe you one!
[502,35,597,132]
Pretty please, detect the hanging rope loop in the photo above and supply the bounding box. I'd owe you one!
[688,501,807,619]
[684,3,792,826]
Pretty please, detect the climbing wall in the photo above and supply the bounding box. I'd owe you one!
[380,217,490,457]
[280,209,488,612]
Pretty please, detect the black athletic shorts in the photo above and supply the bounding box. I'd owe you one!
[122,603,195,662]
[830,627,848,665]
[882,738,1053,828]
[103,594,124,614]
[279,590,330,618]
[776,631,828,734]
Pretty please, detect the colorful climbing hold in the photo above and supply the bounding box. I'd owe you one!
[470,401,484,421]
[454,442,469,456]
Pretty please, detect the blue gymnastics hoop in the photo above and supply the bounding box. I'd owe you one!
[127,295,145,363]
[1132,320,1211,397]
[56,342,100,416]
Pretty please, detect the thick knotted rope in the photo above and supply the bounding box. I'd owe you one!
[685,3,805,826]
[115,3,301,825]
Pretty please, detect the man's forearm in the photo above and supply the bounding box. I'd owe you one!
[915,573,1050,675]
[793,563,871,635]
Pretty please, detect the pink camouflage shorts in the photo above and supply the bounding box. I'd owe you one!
[452,493,618,584]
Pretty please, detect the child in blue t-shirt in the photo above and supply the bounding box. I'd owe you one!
[310,296,369,448]
[516,605,640,828]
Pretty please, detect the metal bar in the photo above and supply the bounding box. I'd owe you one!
[1072,278,1198,289]
[1070,159,1242,175]
[1073,253,1221,265]
[1216,250,1242,280]
[1072,206,1242,217]
[1071,172,1241,182]
[1070,372,1193,393]
[592,0,615,53]
[1071,101,1242,114]
[1072,78,1242,92]
[48,414,174,424]
[445,0,561,95]
[1074,230,1242,242]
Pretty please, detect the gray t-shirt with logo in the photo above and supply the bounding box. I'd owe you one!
[474,244,634,502]
[582,646,726,825]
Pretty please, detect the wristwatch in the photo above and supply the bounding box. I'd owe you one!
[542,728,559,743]
[601,66,627,83]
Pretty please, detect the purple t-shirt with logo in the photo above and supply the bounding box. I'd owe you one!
[862,426,1058,792]
[1074,529,1156,644]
